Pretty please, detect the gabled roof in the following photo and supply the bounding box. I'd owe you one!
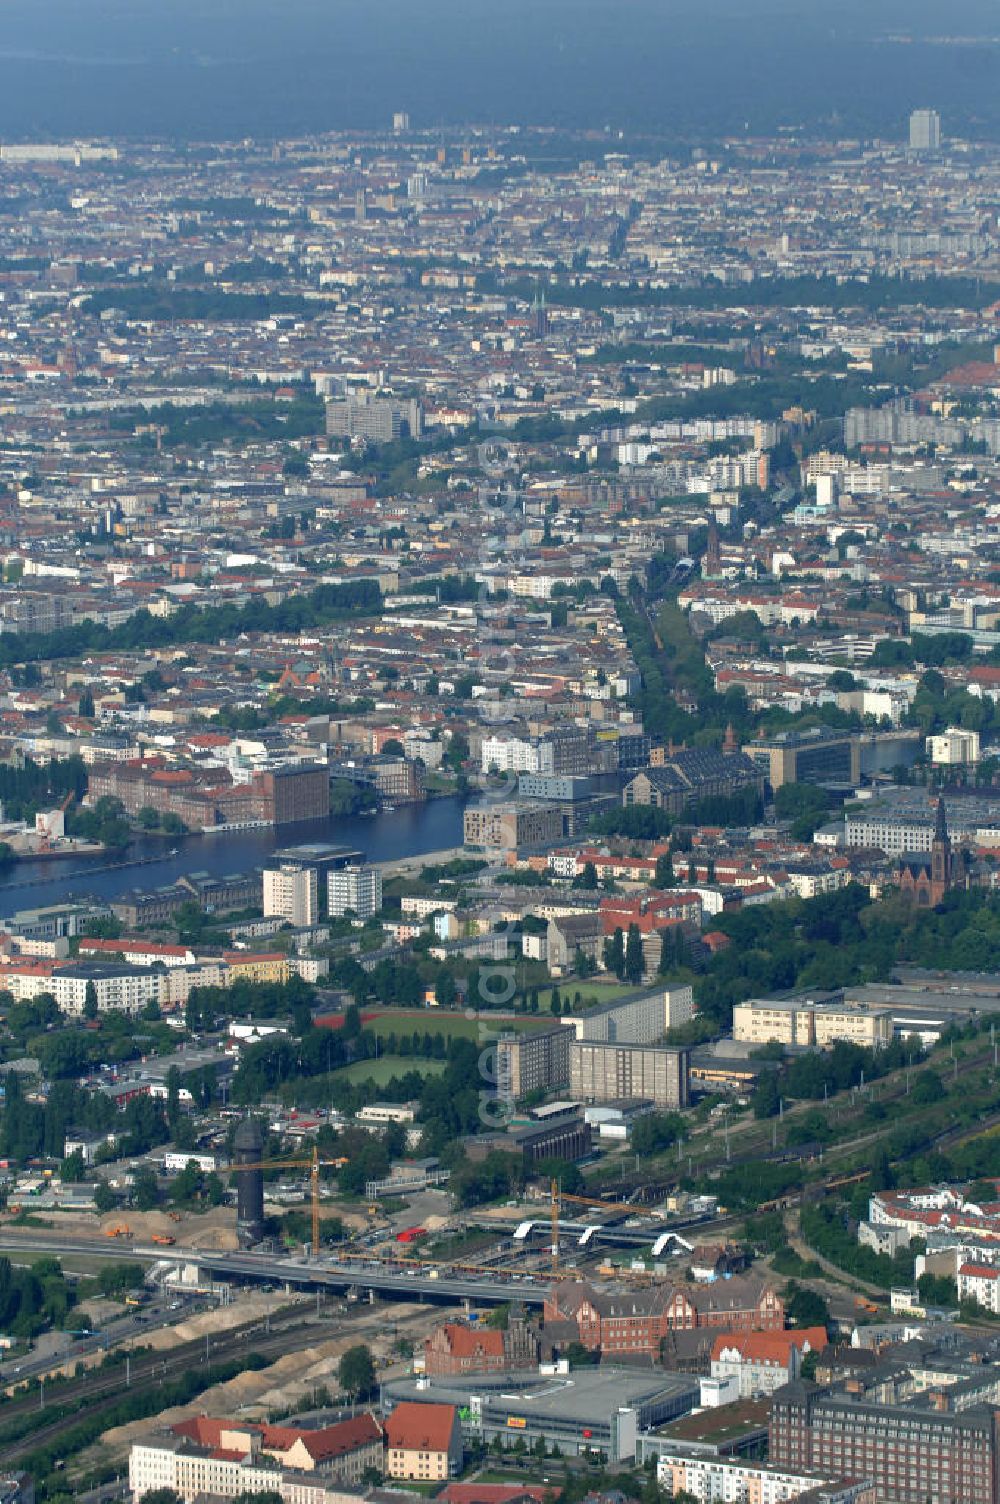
[170,1412,382,1460]
[432,1323,504,1359]
[711,1326,827,1364]
[385,1400,458,1453]
[440,1486,550,1504]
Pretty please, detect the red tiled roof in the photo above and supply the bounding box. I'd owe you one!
[711,1326,826,1364]
[959,1262,1000,1280]
[265,1414,382,1460]
[435,1323,504,1359]
[385,1400,458,1453]
[172,1413,382,1460]
[79,938,190,958]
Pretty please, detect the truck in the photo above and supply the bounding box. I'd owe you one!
[151,1234,175,1246]
[105,1224,132,1239]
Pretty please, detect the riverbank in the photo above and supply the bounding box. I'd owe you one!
[0,796,468,918]
[5,839,106,862]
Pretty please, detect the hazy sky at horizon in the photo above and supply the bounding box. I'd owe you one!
[0,0,994,141]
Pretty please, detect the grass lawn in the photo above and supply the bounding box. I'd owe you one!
[364,1011,553,1041]
[539,982,644,1009]
[339,1056,447,1085]
[360,986,645,1043]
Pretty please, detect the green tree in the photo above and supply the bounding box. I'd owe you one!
[166,1065,181,1129]
[97,1261,146,1298]
[655,851,675,888]
[784,1282,830,1330]
[83,980,99,1020]
[339,1343,376,1399]
[967,1179,998,1207]
[60,1148,87,1183]
[93,1181,117,1214]
[131,1165,160,1212]
[624,923,644,985]
[604,927,625,979]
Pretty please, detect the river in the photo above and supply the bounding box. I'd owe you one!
[0,796,468,918]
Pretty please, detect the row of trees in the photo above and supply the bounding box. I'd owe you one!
[752,1036,927,1120]
[0,754,87,821]
[0,579,382,669]
[603,925,646,985]
[0,1255,75,1338]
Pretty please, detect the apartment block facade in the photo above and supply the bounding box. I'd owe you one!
[328,864,383,919]
[464,801,565,850]
[770,1380,999,1504]
[495,1026,571,1102]
[570,1039,690,1108]
[263,864,319,927]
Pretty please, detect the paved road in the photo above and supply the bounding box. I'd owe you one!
[0,1230,548,1307]
[0,1291,208,1385]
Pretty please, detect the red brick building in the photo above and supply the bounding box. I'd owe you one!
[598,891,702,936]
[424,1324,506,1377]
[423,1316,537,1376]
[897,796,954,908]
[543,1277,784,1358]
[771,1378,999,1504]
[87,757,328,828]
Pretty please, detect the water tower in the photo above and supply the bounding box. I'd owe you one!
[234,1116,264,1248]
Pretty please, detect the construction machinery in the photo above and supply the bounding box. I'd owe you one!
[228,1146,347,1257]
[549,1182,655,1273]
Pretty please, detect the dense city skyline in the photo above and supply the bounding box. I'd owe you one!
[1,11,1000,1504]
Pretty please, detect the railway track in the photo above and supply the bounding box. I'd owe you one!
[0,1306,313,1465]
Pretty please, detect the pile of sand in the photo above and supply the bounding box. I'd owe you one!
[68,1302,441,1483]
[141,1291,304,1352]
[27,1206,240,1251]
[97,1333,366,1463]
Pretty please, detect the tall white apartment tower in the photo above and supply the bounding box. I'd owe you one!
[909,109,941,151]
[328,864,383,920]
[262,864,318,927]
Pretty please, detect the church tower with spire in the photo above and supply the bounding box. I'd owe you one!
[897,796,954,907]
[930,796,952,901]
[704,518,721,579]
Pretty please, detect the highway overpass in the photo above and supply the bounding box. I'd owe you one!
[0,1231,549,1307]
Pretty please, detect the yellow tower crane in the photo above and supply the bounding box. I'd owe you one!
[229,1146,348,1257]
[549,1183,651,1273]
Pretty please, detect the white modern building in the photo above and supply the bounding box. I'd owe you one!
[561,984,694,1044]
[926,727,980,766]
[958,1261,1000,1313]
[656,1449,873,1504]
[909,108,941,151]
[48,963,164,1017]
[263,863,319,927]
[328,864,382,920]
